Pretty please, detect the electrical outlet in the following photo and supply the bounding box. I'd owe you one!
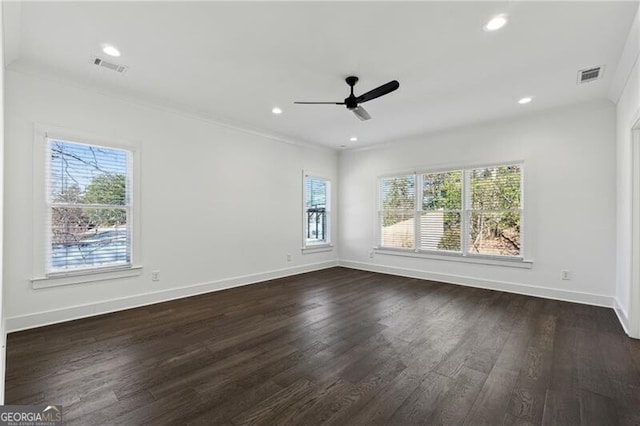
[369,251,375,259]
[152,271,160,282]
[287,253,292,262]
[561,270,571,280]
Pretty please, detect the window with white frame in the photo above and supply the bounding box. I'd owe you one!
[46,138,133,274]
[379,164,522,258]
[421,170,462,252]
[379,174,415,249]
[304,175,330,247]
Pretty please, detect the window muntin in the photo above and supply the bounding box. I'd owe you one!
[304,175,330,246]
[379,164,522,258]
[47,139,132,273]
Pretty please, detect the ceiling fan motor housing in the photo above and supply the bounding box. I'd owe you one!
[345,97,358,109]
[345,76,359,109]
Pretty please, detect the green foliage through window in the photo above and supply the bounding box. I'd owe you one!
[379,175,415,248]
[469,165,521,256]
[379,164,522,257]
[48,139,131,271]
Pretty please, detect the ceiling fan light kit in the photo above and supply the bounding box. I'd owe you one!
[294,76,399,121]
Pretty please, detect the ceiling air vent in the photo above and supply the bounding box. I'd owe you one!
[92,57,128,74]
[577,66,603,84]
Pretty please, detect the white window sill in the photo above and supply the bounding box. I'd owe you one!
[301,244,334,254]
[32,265,143,289]
[373,248,533,269]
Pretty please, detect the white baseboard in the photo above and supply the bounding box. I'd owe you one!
[614,298,631,336]
[5,260,338,333]
[5,259,625,337]
[339,260,615,308]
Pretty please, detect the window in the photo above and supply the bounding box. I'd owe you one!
[304,174,330,247]
[379,164,522,258]
[379,175,415,249]
[46,138,132,274]
[468,165,521,256]
[421,171,462,252]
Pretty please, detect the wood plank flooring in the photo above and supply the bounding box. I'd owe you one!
[5,267,640,425]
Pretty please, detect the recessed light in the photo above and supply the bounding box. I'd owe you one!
[272,107,283,114]
[350,137,358,142]
[102,44,121,57]
[484,14,508,32]
[518,97,532,105]
[340,145,347,149]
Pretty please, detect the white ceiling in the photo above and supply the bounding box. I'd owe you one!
[4,1,638,149]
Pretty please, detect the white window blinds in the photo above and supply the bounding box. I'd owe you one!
[421,171,462,252]
[379,164,522,258]
[468,165,521,256]
[47,138,132,273]
[379,175,416,249]
[304,176,330,245]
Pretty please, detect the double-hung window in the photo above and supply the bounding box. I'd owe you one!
[303,174,331,247]
[468,165,522,256]
[421,171,462,252]
[379,164,523,259]
[379,175,415,249]
[46,138,133,274]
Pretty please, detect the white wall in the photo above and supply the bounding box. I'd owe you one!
[0,57,626,338]
[339,100,617,306]
[614,4,640,337]
[0,1,6,404]
[4,70,338,331]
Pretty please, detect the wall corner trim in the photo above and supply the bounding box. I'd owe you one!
[608,4,640,104]
[614,298,632,336]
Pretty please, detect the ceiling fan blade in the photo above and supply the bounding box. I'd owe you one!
[356,80,399,104]
[352,106,371,121]
[294,101,345,105]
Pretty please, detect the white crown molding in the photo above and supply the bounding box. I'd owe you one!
[5,64,337,155]
[2,1,21,69]
[608,4,640,104]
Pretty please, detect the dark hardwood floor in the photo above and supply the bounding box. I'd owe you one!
[5,267,640,425]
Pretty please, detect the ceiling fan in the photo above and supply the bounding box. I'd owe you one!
[294,76,399,121]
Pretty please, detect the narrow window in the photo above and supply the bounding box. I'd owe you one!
[467,165,522,256]
[379,175,416,249]
[421,171,462,252]
[304,175,330,246]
